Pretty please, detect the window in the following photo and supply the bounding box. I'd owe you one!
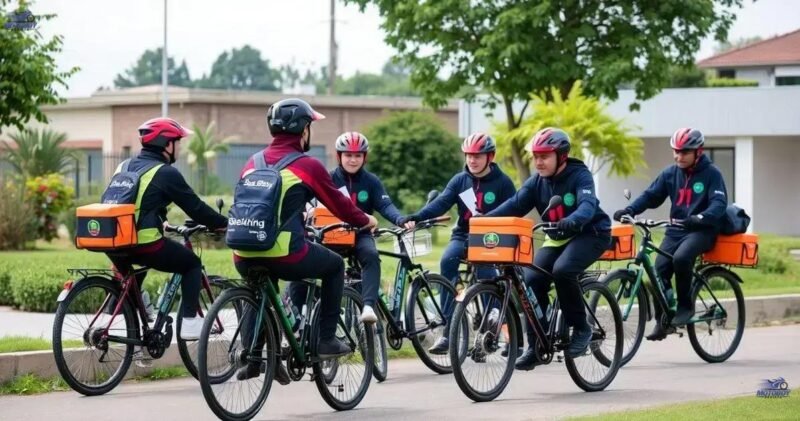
[706,148,735,203]
[308,145,328,168]
[718,69,735,79]
[776,76,800,86]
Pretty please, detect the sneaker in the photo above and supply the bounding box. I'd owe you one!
[564,325,593,358]
[236,362,263,381]
[671,306,693,326]
[428,337,449,355]
[361,305,378,324]
[142,291,155,322]
[179,317,204,340]
[133,346,153,368]
[645,323,668,341]
[318,337,351,359]
[485,308,500,333]
[515,347,540,371]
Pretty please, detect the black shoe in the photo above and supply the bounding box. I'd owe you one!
[274,362,291,385]
[318,337,352,360]
[671,306,694,326]
[428,337,449,355]
[500,343,524,358]
[564,326,593,358]
[645,323,668,341]
[236,362,263,381]
[515,347,541,371]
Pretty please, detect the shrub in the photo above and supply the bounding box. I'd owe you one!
[706,78,758,88]
[25,174,74,242]
[0,179,36,250]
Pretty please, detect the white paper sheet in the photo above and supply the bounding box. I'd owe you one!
[459,188,478,215]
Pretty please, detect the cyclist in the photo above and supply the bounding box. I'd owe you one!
[293,131,403,324]
[614,128,727,340]
[233,99,378,381]
[488,128,611,367]
[399,133,516,355]
[105,118,228,340]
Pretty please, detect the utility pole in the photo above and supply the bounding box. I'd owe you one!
[327,0,337,95]
[162,0,168,116]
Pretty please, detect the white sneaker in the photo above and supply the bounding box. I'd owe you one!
[361,305,378,324]
[180,317,204,340]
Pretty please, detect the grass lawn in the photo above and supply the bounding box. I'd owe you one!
[571,393,799,421]
[0,336,82,353]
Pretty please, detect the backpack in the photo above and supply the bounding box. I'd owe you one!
[75,159,162,250]
[720,204,751,235]
[226,152,303,251]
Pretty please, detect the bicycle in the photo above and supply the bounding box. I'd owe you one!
[448,202,624,402]
[196,222,375,421]
[600,215,746,365]
[52,221,231,396]
[344,215,458,381]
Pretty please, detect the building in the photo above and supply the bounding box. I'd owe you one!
[1,86,458,196]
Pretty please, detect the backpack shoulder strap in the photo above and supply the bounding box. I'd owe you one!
[272,152,304,171]
[119,159,131,174]
[252,151,268,170]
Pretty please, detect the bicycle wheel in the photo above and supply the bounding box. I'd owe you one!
[198,287,276,421]
[601,269,647,366]
[565,280,623,392]
[372,312,389,382]
[449,282,516,402]
[313,287,374,411]
[405,273,462,374]
[177,276,225,380]
[687,268,745,363]
[53,276,137,396]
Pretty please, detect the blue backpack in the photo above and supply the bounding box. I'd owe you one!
[226,152,303,251]
[100,159,162,204]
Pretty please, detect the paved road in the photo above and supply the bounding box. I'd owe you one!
[1,325,798,421]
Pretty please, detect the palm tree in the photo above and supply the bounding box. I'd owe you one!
[185,121,236,195]
[0,129,78,178]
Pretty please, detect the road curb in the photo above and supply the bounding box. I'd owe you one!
[2,294,799,385]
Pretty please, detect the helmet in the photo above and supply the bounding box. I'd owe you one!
[335,132,370,153]
[529,127,571,158]
[266,98,325,135]
[670,128,704,150]
[461,133,496,154]
[138,118,191,149]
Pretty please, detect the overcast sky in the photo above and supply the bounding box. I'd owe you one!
[22,0,800,98]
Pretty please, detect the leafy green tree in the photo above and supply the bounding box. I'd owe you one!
[362,111,461,210]
[0,1,78,134]
[114,48,192,88]
[185,121,236,195]
[1,128,78,178]
[494,82,644,183]
[196,45,281,91]
[346,0,745,180]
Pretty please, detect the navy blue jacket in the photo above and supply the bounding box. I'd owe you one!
[489,158,611,234]
[414,163,517,239]
[330,166,403,225]
[627,154,727,235]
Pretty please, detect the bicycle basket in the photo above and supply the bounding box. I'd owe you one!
[394,231,432,257]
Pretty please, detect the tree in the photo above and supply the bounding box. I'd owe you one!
[362,111,461,211]
[114,48,192,88]
[196,45,282,91]
[668,64,708,88]
[1,128,78,178]
[494,82,644,183]
[185,121,235,195]
[0,2,78,134]
[347,0,745,180]
[714,36,763,54]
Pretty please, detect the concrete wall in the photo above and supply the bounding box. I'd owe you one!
[1,107,114,153]
[752,137,800,235]
[735,67,773,87]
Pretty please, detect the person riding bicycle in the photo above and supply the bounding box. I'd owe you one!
[613,128,727,340]
[487,128,612,368]
[104,117,228,340]
[233,99,378,381]
[398,133,516,355]
[293,131,404,324]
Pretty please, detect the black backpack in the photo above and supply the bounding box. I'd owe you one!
[100,159,162,205]
[226,152,303,251]
[720,204,751,235]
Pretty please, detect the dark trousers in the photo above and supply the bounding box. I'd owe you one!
[108,238,202,317]
[235,241,345,340]
[521,231,610,347]
[655,231,717,309]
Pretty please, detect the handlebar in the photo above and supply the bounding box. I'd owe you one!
[374,215,451,238]
[619,215,685,229]
[164,222,218,238]
[305,222,369,240]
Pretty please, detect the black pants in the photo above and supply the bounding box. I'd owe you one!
[107,238,202,317]
[235,241,345,340]
[655,231,717,309]
[349,235,382,307]
[521,231,610,346]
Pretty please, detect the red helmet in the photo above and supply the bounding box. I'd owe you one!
[529,127,571,164]
[461,133,496,154]
[670,128,704,150]
[138,118,191,149]
[335,132,370,153]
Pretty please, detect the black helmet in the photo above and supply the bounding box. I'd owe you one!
[670,128,704,150]
[266,98,326,135]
